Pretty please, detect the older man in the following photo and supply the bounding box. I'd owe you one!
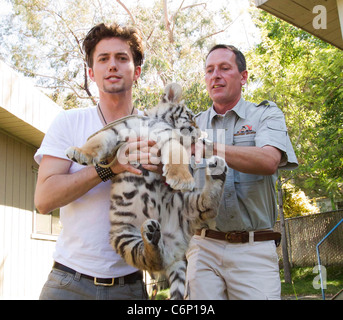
[185,44,298,300]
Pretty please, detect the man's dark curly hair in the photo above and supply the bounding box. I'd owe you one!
[83,22,144,68]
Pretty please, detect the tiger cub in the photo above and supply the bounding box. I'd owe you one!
[66,83,227,299]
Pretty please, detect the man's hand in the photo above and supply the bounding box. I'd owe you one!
[109,138,162,175]
[191,138,216,163]
[191,139,205,163]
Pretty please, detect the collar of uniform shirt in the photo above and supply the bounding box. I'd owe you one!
[209,97,247,123]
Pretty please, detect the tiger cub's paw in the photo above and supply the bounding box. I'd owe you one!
[141,219,161,246]
[163,164,195,191]
[66,147,101,166]
[65,146,96,165]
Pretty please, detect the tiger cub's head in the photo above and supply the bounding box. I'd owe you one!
[147,83,201,140]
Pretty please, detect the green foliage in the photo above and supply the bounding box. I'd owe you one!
[246,9,343,201]
[155,288,170,300]
[182,82,212,114]
[280,266,343,298]
[315,88,343,181]
[133,81,211,114]
[133,85,163,111]
[282,182,319,218]
[0,0,230,111]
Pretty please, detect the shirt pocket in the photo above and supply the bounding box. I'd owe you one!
[233,134,256,146]
[234,171,263,184]
[234,171,264,201]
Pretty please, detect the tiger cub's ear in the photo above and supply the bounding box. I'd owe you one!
[163,83,182,103]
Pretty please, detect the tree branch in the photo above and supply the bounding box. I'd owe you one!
[116,0,136,25]
[163,0,174,43]
[181,2,207,11]
[191,14,241,47]
[83,62,96,105]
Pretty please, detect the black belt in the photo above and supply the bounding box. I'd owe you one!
[53,261,142,286]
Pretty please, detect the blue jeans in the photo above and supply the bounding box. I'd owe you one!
[39,269,147,300]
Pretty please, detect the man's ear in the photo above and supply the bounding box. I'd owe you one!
[133,66,141,81]
[241,70,248,86]
[88,67,95,81]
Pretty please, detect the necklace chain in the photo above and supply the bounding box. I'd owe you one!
[98,104,134,125]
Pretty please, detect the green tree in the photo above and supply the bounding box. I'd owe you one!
[313,84,343,204]
[245,9,343,202]
[0,0,231,111]
[282,182,319,218]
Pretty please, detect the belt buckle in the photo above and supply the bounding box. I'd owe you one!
[225,231,244,243]
[94,277,115,287]
[225,232,235,242]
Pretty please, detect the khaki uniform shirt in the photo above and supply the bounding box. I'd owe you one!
[192,98,298,232]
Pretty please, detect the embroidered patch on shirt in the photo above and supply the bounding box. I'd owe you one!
[234,125,256,136]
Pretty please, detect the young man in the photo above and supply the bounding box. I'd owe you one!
[35,23,157,300]
[185,45,298,300]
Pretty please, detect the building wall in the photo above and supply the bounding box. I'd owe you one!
[0,60,61,300]
[0,131,56,299]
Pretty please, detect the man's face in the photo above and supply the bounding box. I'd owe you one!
[88,38,141,95]
[205,48,247,108]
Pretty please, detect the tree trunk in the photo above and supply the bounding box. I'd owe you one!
[278,178,292,284]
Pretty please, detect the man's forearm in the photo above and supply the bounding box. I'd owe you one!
[214,143,281,175]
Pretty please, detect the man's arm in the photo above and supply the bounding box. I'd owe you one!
[194,141,282,175]
[35,140,160,214]
[214,143,282,175]
[34,156,102,214]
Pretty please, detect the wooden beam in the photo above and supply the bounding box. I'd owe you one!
[337,0,343,39]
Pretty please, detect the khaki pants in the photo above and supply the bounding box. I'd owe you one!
[185,235,281,300]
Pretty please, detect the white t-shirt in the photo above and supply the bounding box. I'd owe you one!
[34,106,144,278]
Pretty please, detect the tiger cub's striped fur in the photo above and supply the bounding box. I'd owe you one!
[66,83,226,299]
